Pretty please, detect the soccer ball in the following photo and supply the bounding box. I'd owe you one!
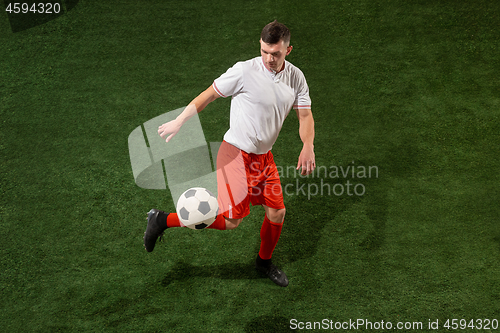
[176,187,218,230]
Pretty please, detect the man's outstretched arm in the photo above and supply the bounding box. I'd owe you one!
[295,108,315,175]
[158,85,220,142]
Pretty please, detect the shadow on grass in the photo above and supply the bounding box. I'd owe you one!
[272,189,358,263]
[161,261,262,286]
[89,297,165,328]
[160,155,395,286]
[274,158,390,263]
[494,235,500,253]
[359,185,388,251]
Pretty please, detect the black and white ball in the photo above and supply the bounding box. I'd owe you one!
[176,187,218,230]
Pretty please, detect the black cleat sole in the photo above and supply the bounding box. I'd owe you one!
[143,209,166,252]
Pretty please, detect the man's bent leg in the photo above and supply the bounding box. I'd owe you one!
[144,211,232,252]
[224,217,243,230]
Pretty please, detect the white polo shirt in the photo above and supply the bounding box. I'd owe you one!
[213,56,311,154]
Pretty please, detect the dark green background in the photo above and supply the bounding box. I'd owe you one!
[1,0,499,332]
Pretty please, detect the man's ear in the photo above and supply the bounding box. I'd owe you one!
[286,45,293,56]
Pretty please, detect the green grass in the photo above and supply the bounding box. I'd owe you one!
[1,0,499,332]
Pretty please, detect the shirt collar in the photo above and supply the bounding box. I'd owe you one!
[261,57,286,74]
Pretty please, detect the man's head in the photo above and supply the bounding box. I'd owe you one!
[260,20,293,73]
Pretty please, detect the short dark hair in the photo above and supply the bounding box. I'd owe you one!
[261,20,290,45]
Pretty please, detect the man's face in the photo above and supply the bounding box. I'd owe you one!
[260,39,293,73]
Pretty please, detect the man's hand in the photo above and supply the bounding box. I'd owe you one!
[157,85,220,143]
[158,118,182,142]
[296,143,316,176]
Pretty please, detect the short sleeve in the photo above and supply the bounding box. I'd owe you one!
[213,62,244,98]
[293,70,312,110]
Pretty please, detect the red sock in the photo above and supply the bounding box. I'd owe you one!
[207,214,226,230]
[166,213,181,228]
[258,215,283,260]
[166,213,226,230]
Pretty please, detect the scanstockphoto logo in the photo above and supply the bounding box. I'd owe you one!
[128,108,379,207]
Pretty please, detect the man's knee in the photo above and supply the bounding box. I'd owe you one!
[268,207,286,224]
[225,217,243,230]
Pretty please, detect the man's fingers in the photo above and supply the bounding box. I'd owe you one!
[166,133,175,142]
[300,162,308,175]
[297,156,316,175]
[300,160,316,175]
[158,120,181,142]
[159,127,175,140]
[159,130,168,139]
[297,159,307,174]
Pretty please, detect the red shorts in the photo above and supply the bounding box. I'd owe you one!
[216,141,284,219]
